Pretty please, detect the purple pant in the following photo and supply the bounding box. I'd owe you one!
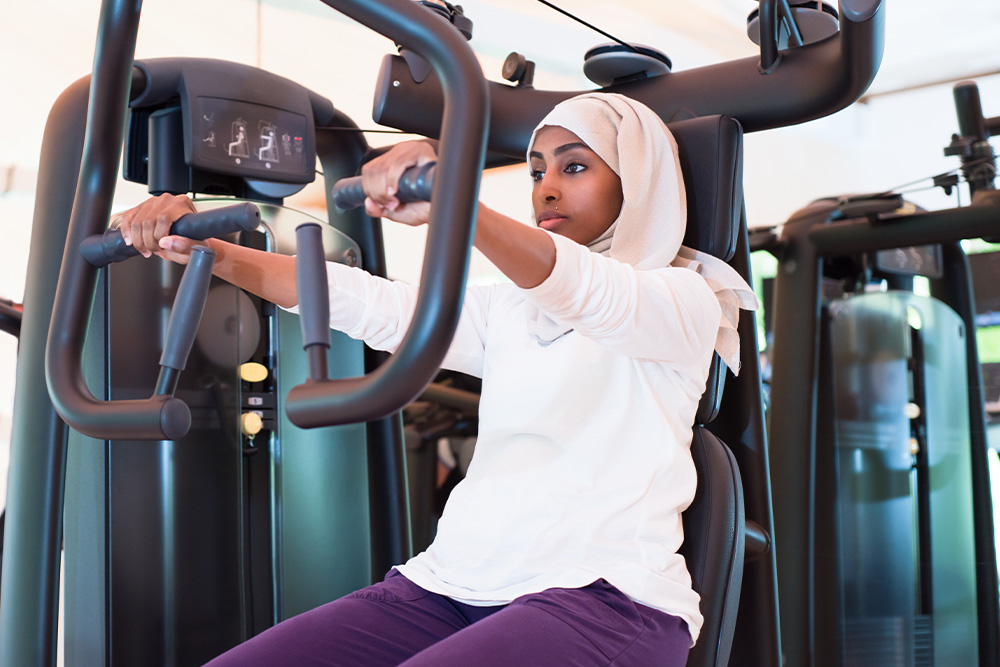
[204,571,690,666]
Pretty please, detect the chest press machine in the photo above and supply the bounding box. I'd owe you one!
[0,1,888,666]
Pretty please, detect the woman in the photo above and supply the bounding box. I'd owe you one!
[119,92,756,667]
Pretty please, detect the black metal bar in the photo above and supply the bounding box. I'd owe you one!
[0,1,145,661]
[366,410,412,579]
[767,212,824,667]
[952,82,998,196]
[930,244,1000,667]
[373,0,884,158]
[285,0,488,427]
[153,366,181,397]
[808,193,1000,256]
[420,382,480,414]
[44,0,194,442]
[744,521,771,562]
[0,300,21,338]
[812,307,842,667]
[758,0,781,74]
[778,0,805,48]
[955,81,989,141]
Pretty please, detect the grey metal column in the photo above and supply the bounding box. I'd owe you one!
[932,242,1000,667]
[0,0,143,662]
[0,77,88,667]
[767,215,824,667]
[0,69,99,665]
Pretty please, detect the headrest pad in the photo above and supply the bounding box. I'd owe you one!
[666,115,744,424]
[668,115,743,263]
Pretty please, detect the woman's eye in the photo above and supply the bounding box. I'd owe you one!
[529,169,544,182]
[565,162,585,174]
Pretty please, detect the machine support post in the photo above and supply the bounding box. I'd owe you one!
[767,218,824,667]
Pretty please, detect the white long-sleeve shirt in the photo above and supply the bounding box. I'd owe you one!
[315,232,720,642]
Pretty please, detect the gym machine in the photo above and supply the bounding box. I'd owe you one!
[0,1,890,665]
[752,80,1000,666]
[2,0,488,662]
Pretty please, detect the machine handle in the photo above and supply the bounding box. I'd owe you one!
[295,223,332,382]
[51,200,255,440]
[286,0,488,427]
[331,162,436,212]
[80,202,260,267]
[46,0,188,441]
[0,298,21,338]
[158,245,216,374]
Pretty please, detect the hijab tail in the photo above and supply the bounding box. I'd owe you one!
[672,246,759,376]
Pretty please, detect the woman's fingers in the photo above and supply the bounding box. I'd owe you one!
[155,235,201,265]
[118,194,197,258]
[366,197,431,227]
[362,141,436,209]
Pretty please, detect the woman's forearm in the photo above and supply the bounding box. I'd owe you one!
[473,204,556,289]
[200,204,555,308]
[205,238,299,308]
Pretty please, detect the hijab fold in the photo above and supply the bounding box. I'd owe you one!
[524,93,758,374]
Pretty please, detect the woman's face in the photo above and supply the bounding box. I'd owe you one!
[529,125,623,246]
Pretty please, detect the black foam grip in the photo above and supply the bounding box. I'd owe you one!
[331,162,436,212]
[159,245,216,371]
[295,223,332,351]
[80,202,261,267]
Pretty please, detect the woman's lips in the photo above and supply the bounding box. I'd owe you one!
[537,210,567,230]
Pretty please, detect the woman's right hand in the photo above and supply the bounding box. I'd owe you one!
[361,140,436,227]
[116,193,204,264]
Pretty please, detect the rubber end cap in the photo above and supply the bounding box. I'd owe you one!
[160,397,192,440]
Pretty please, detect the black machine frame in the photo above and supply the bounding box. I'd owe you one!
[752,80,1000,666]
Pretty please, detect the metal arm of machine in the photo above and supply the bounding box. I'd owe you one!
[43,0,172,440]
[373,0,884,159]
[283,0,488,428]
[45,21,263,441]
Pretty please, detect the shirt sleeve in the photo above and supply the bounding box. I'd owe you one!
[523,232,721,365]
[285,261,491,378]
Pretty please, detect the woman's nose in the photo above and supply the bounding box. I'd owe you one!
[537,173,560,202]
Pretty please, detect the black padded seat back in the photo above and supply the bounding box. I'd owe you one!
[670,115,743,262]
[665,115,744,426]
[664,115,747,667]
[681,427,746,667]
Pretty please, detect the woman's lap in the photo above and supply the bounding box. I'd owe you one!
[203,572,690,667]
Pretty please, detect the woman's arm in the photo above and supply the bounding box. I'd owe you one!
[117,194,298,307]
[360,141,556,289]
[119,139,559,303]
[524,233,721,365]
[472,204,555,289]
[197,237,298,308]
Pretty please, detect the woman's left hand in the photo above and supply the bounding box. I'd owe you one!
[362,140,435,227]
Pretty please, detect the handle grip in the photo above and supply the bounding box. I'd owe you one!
[295,223,332,382]
[331,162,436,212]
[159,245,216,372]
[80,202,261,267]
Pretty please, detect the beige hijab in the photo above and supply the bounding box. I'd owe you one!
[526,92,758,374]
